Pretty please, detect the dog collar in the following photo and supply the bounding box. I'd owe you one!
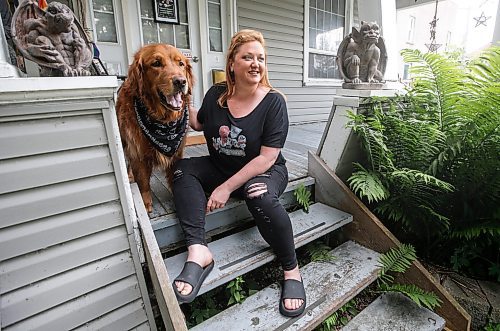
[133,98,189,157]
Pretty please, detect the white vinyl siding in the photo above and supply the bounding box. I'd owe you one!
[237,0,337,123]
[0,77,155,331]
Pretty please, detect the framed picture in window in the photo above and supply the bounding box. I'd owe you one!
[153,0,180,24]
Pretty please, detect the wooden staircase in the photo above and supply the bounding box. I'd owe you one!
[132,152,471,331]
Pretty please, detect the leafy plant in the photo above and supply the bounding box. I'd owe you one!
[378,244,416,285]
[294,183,312,212]
[346,46,500,280]
[226,276,246,306]
[186,295,220,327]
[377,244,442,311]
[317,299,358,331]
[483,322,500,331]
[306,240,336,263]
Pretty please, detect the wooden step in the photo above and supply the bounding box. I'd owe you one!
[342,292,445,331]
[152,176,315,250]
[165,202,352,296]
[191,241,380,331]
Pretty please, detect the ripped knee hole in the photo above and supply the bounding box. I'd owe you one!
[246,182,268,198]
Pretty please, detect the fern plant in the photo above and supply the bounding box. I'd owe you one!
[377,244,442,311]
[346,46,500,279]
[294,183,312,213]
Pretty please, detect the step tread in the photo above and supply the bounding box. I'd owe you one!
[191,241,380,331]
[341,292,445,331]
[165,202,352,296]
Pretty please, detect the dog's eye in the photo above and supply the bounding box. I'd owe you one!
[152,60,162,67]
[179,61,185,67]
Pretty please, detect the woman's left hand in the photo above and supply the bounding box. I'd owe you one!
[207,185,231,213]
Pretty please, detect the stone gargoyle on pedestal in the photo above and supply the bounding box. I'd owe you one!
[11,0,93,76]
[337,21,387,89]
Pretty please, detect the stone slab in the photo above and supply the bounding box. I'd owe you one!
[342,292,445,331]
[478,280,500,323]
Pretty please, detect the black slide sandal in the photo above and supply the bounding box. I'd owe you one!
[279,278,306,317]
[173,260,214,304]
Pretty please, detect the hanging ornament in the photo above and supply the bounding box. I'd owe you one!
[473,12,491,27]
[425,0,442,52]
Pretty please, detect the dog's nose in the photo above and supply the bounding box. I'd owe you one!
[173,76,187,88]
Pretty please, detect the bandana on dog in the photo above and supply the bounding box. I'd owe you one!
[134,98,189,157]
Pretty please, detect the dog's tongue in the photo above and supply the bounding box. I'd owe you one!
[167,93,183,109]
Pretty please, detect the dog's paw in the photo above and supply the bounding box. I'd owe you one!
[141,192,153,213]
[127,167,135,182]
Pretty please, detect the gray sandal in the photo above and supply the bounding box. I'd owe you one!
[173,260,214,304]
[279,278,306,317]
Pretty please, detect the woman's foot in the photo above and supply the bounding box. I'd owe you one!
[283,266,304,311]
[174,244,213,296]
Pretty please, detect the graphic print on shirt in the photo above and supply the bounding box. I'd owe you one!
[212,124,247,156]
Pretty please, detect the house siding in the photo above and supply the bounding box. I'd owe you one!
[238,0,337,124]
[0,78,154,331]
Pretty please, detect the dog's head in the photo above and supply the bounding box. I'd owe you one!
[127,44,193,113]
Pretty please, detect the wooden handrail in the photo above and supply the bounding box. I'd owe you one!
[131,183,188,331]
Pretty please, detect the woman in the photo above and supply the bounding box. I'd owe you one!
[172,29,306,317]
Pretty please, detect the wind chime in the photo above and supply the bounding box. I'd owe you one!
[425,0,441,52]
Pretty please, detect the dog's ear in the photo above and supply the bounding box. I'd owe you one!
[184,57,194,95]
[127,51,144,96]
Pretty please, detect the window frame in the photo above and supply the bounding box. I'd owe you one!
[89,0,121,44]
[137,0,192,50]
[303,0,355,86]
[206,0,224,53]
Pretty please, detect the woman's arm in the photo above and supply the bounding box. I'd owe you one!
[188,105,203,131]
[206,146,280,212]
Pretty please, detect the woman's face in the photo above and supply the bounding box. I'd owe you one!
[230,41,266,86]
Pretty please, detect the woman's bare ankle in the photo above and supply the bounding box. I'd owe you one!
[283,265,301,281]
[186,244,213,267]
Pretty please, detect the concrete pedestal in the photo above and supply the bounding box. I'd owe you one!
[317,88,400,182]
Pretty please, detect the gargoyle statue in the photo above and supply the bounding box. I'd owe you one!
[337,21,387,87]
[11,0,92,76]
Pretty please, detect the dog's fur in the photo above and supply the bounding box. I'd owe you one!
[116,44,193,212]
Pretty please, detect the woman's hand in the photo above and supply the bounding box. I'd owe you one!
[206,185,231,213]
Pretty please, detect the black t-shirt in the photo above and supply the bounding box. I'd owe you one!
[197,83,289,178]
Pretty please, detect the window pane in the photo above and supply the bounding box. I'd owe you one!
[317,0,325,10]
[140,0,154,18]
[317,10,324,31]
[309,28,317,48]
[159,24,174,45]
[142,19,157,44]
[94,12,117,42]
[208,3,221,28]
[178,0,188,24]
[93,0,113,12]
[175,24,190,49]
[339,0,345,15]
[325,0,331,12]
[308,53,340,79]
[209,28,222,52]
[309,8,316,29]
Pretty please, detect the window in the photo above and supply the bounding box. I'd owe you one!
[139,0,190,49]
[92,0,118,43]
[305,0,357,83]
[208,0,223,52]
[407,15,415,44]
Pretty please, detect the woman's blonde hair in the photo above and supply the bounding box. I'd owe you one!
[217,29,274,107]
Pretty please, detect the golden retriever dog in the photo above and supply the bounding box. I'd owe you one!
[116,44,193,212]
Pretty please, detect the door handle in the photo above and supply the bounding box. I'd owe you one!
[192,56,199,63]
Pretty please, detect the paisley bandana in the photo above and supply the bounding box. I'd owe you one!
[134,98,189,157]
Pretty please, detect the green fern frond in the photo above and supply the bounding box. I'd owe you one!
[293,183,312,212]
[378,244,417,284]
[348,163,389,203]
[379,283,442,310]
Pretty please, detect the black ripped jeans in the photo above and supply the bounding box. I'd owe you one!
[172,156,297,271]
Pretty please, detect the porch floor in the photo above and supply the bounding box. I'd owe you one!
[148,122,327,220]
